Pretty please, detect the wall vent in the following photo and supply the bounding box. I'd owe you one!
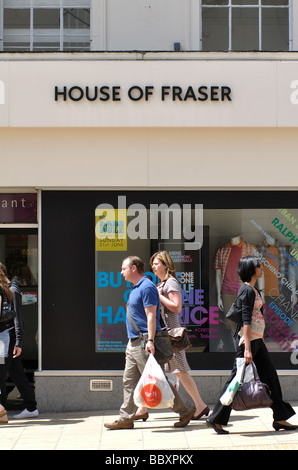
[90,379,113,392]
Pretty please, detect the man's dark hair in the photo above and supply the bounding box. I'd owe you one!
[125,256,145,274]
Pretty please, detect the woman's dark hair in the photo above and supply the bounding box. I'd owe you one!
[0,266,13,302]
[237,256,260,282]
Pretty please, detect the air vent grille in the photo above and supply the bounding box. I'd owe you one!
[90,379,113,392]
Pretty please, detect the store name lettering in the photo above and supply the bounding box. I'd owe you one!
[95,196,203,250]
[253,248,298,296]
[271,217,298,246]
[264,302,298,352]
[252,215,298,267]
[97,285,219,326]
[54,85,232,103]
[182,289,219,326]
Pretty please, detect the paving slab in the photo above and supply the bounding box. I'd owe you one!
[0,403,297,452]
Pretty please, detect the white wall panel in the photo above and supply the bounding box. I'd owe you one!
[105,0,188,52]
[0,127,297,190]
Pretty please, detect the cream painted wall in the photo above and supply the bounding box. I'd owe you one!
[93,0,197,52]
[0,127,297,190]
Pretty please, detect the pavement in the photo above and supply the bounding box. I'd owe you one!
[1,404,298,452]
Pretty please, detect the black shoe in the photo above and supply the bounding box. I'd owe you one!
[192,406,210,420]
[273,421,298,431]
[206,418,229,434]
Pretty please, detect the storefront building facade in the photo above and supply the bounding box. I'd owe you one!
[1,1,298,411]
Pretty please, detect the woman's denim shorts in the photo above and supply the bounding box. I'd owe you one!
[0,329,10,364]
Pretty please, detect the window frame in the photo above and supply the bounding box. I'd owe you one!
[200,0,293,52]
[0,0,91,52]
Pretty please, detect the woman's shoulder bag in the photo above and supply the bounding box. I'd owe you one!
[0,291,16,324]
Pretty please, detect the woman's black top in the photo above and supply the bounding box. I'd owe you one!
[237,283,262,325]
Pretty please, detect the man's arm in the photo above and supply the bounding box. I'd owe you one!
[144,305,156,356]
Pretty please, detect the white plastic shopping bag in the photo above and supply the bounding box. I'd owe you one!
[134,354,175,409]
[220,358,254,406]
[166,372,180,391]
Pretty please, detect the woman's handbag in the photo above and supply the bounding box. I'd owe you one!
[0,293,16,323]
[167,326,192,352]
[232,362,273,411]
[226,295,242,325]
[126,305,173,366]
[160,282,192,352]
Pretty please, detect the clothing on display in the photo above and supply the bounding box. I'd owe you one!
[214,237,256,295]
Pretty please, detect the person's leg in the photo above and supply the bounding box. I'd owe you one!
[0,330,10,423]
[207,345,245,432]
[105,339,148,429]
[119,339,147,422]
[0,329,13,408]
[9,357,38,417]
[175,371,208,417]
[253,340,296,423]
[0,363,8,423]
[7,331,38,415]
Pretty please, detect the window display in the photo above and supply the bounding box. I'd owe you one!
[40,190,298,371]
[95,200,298,367]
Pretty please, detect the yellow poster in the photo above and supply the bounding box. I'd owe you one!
[95,208,127,251]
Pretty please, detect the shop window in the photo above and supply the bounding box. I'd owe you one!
[94,195,298,369]
[0,229,38,380]
[2,1,90,52]
[201,0,290,52]
[41,191,298,371]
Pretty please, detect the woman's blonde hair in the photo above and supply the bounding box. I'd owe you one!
[0,267,13,303]
[150,250,177,282]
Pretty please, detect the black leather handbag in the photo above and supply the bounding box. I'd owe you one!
[226,295,242,325]
[232,363,273,411]
[0,293,16,323]
[145,330,173,365]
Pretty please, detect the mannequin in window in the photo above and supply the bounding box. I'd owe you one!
[214,236,264,351]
